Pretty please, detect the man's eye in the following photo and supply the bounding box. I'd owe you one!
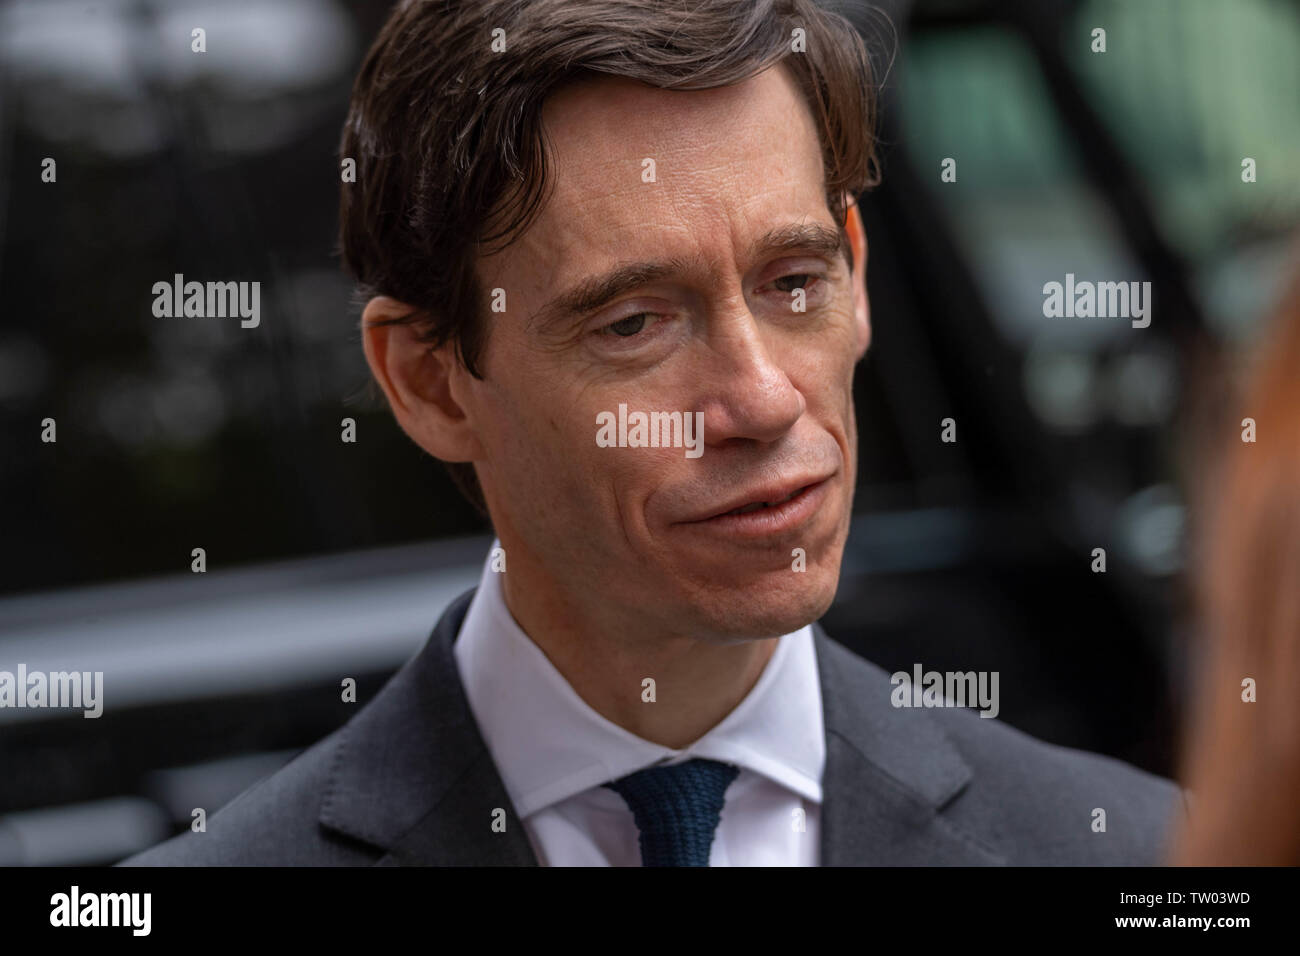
[601,314,649,337]
[773,274,815,293]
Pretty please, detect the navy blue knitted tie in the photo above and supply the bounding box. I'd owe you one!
[603,757,740,866]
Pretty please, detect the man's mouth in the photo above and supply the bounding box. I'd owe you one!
[671,473,836,541]
[681,475,832,524]
[719,487,806,517]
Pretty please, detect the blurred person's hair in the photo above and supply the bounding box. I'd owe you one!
[1171,249,1300,865]
[337,0,881,512]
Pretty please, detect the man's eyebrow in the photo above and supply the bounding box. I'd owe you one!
[748,220,847,264]
[529,258,693,335]
[527,221,847,335]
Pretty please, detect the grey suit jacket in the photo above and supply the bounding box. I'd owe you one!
[121,587,1185,865]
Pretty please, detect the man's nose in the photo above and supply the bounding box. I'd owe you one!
[694,305,805,447]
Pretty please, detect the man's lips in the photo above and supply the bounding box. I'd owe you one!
[678,475,834,523]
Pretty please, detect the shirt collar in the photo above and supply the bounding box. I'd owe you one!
[453,541,825,818]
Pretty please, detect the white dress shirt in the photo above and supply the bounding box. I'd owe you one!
[452,541,826,866]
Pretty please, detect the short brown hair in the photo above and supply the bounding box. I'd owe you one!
[339,0,881,511]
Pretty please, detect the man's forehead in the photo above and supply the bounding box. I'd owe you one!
[482,65,833,291]
[540,66,821,188]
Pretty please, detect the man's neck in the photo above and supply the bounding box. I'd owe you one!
[499,560,778,750]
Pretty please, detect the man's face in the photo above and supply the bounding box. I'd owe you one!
[464,64,869,641]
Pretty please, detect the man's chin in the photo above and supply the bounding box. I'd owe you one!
[686,573,838,642]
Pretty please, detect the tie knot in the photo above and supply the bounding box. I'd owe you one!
[603,757,740,866]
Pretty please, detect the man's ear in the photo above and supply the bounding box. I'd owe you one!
[845,198,871,361]
[360,296,483,463]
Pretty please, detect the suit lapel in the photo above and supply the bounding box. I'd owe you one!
[376,750,538,866]
[319,588,539,865]
[813,624,1005,865]
[320,588,1002,866]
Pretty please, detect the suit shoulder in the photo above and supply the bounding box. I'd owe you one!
[117,727,376,866]
[927,703,1186,864]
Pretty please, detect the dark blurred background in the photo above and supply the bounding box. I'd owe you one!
[1,0,1297,864]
